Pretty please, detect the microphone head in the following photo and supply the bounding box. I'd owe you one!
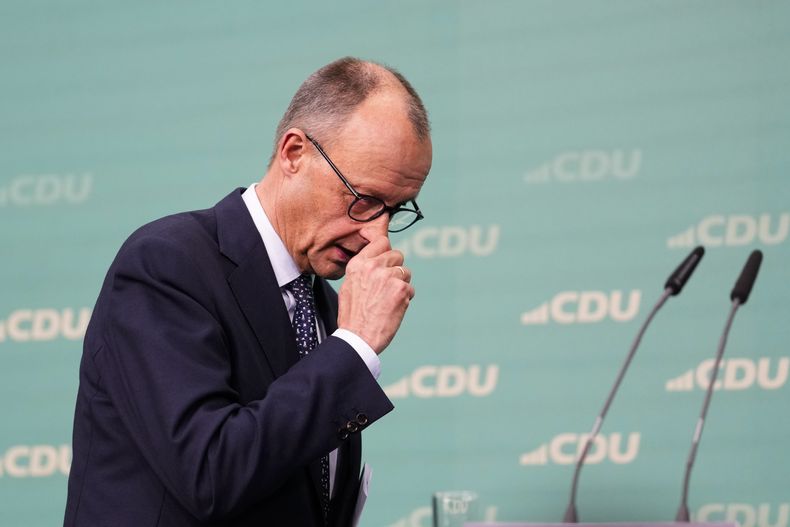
[665,246,705,296]
[730,250,763,305]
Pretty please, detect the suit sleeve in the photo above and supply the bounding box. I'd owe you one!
[93,233,394,521]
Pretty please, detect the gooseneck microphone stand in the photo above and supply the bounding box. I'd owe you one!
[563,246,705,523]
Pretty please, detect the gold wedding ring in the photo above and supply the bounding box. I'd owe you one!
[396,266,406,279]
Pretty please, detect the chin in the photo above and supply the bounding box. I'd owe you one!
[323,271,345,281]
[312,260,347,281]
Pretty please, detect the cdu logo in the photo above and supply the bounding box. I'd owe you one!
[0,173,93,207]
[695,503,789,527]
[524,149,641,184]
[0,444,71,478]
[393,225,499,259]
[0,308,92,344]
[667,213,789,249]
[666,357,788,392]
[519,432,641,466]
[521,290,641,325]
[383,365,499,399]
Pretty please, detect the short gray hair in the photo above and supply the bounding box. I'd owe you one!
[269,57,430,165]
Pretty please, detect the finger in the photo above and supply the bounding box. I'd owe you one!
[393,265,412,283]
[372,249,404,268]
[356,236,391,258]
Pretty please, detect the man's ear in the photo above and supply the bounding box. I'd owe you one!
[277,128,309,177]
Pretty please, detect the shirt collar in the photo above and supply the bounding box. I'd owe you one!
[241,183,302,288]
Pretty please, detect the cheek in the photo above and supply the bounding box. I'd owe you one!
[319,217,356,242]
[324,217,359,240]
[302,193,364,250]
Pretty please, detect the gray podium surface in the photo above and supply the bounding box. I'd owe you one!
[466,523,738,527]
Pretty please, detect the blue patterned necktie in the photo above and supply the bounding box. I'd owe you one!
[286,274,331,521]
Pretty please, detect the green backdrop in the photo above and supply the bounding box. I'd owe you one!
[2,2,788,526]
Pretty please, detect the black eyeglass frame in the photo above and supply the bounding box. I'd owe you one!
[304,133,424,233]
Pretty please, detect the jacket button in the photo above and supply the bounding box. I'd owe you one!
[356,413,368,426]
[338,428,349,440]
[346,421,359,433]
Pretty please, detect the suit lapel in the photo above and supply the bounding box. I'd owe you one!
[216,189,300,379]
[226,249,299,378]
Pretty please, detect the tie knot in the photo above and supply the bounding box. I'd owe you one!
[287,274,313,295]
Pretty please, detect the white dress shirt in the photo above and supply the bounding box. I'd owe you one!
[241,184,380,497]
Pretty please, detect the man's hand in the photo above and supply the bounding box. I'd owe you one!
[337,236,415,354]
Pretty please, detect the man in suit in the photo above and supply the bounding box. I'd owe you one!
[64,57,432,526]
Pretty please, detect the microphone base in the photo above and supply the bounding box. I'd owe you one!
[563,504,578,523]
[676,504,690,522]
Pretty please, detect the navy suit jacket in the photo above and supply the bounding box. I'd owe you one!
[64,189,394,526]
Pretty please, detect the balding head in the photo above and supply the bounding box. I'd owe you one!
[259,57,432,279]
[269,57,430,165]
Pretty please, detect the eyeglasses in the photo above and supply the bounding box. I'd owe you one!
[305,133,424,233]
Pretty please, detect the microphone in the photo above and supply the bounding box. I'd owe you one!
[730,250,763,304]
[666,246,705,295]
[675,250,763,522]
[563,246,705,523]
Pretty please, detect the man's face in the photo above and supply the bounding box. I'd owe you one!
[285,92,432,279]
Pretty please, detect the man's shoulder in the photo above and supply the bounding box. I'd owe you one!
[122,206,218,258]
[119,188,245,258]
[87,193,246,337]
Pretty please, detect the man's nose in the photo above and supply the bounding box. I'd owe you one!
[359,213,390,243]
